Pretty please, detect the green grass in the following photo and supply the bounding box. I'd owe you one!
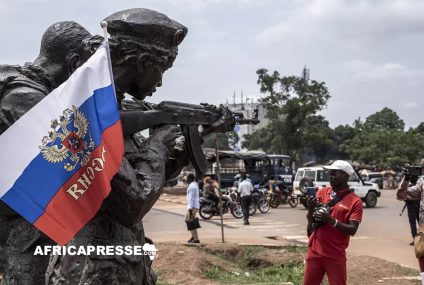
[237,246,262,267]
[283,245,308,253]
[205,263,304,284]
[202,245,306,285]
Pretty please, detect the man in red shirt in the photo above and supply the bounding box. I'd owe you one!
[303,160,363,285]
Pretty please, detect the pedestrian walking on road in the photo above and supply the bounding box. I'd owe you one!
[238,173,253,225]
[304,160,363,285]
[186,173,200,244]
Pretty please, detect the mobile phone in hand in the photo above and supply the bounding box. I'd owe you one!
[307,187,316,198]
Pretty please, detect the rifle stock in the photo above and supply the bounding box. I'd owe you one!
[120,100,260,176]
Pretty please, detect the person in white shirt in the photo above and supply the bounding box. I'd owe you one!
[186,173,200,243]
[238,173,253,225]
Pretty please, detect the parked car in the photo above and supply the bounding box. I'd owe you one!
[365,172,383,181]
[293,166,381,208]
[369,177,383,189]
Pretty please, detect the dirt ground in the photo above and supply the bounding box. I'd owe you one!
[153,242,421,285]
[0,243,419,284]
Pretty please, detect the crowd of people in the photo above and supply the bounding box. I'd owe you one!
[182,160,424,285]
[184,172,254,243]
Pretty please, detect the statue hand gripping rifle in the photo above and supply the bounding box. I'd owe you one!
[120,100,259,177]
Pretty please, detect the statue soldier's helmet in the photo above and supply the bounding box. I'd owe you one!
[101,9,187,101]
[102,8,187,49]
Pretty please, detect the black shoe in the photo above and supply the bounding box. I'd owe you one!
[410,241,414,246]
[188,239,200,244]
[243,221,250,225]
[188,237,194,243]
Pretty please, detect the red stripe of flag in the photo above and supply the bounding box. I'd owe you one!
[34,121,124,245]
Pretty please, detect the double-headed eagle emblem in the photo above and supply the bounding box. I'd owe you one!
[39,106,95,171]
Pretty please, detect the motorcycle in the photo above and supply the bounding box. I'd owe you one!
[228,186,257,216]
[268,182,298,208]
[199,190,243,219]
[251,186,270,213]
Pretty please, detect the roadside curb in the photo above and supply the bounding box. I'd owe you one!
[380,276,421,282]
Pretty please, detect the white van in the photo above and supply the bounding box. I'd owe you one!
[293,166,381,208]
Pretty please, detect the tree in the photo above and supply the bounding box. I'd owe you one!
[362,107,404,131]
[341,108,423,166]
[202,131,239,150]
[333,124,360,159]
[411,122,424,135]
[243,67,331,164]
[242,126,273,153]
[302,115,337,162]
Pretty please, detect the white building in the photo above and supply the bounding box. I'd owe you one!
[225,95,268,151]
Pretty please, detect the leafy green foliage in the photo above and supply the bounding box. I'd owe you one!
[242,68,424,167]
[303,115,338,162]
[340,108,424,166]
[242,127,273,153]
[202,131,239,150]
[243,68,332,164]
[362,107,405,131]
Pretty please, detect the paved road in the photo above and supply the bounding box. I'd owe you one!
[144,190,419,269]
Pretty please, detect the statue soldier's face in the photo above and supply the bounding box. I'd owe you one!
[113,54,173,101]
[134,57,164,100]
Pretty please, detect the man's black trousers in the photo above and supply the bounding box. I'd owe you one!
[240,195,252,221]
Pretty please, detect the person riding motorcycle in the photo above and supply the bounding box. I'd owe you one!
[268,176,282,195]
[268,176,295,208]
[199,179,244,219]
[203,176,220,206]
[212,179,232,210]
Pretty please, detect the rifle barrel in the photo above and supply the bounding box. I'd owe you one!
[235,119,260,125]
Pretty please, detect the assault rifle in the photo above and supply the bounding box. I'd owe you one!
[120,100,260,176]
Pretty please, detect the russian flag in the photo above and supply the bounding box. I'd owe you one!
[0,43,124,245]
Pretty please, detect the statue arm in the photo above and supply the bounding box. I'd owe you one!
[1,87,45,129]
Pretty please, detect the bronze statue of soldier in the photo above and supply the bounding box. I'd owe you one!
[0,22,93,284]
[46,8,189,285]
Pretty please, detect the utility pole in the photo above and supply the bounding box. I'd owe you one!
[215,135,225,243]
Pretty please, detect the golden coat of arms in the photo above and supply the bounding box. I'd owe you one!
[39,106,95,171]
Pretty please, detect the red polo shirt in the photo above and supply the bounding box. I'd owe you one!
[307,187,363,261]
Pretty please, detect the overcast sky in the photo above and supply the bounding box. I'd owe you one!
[1,0,423,128]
